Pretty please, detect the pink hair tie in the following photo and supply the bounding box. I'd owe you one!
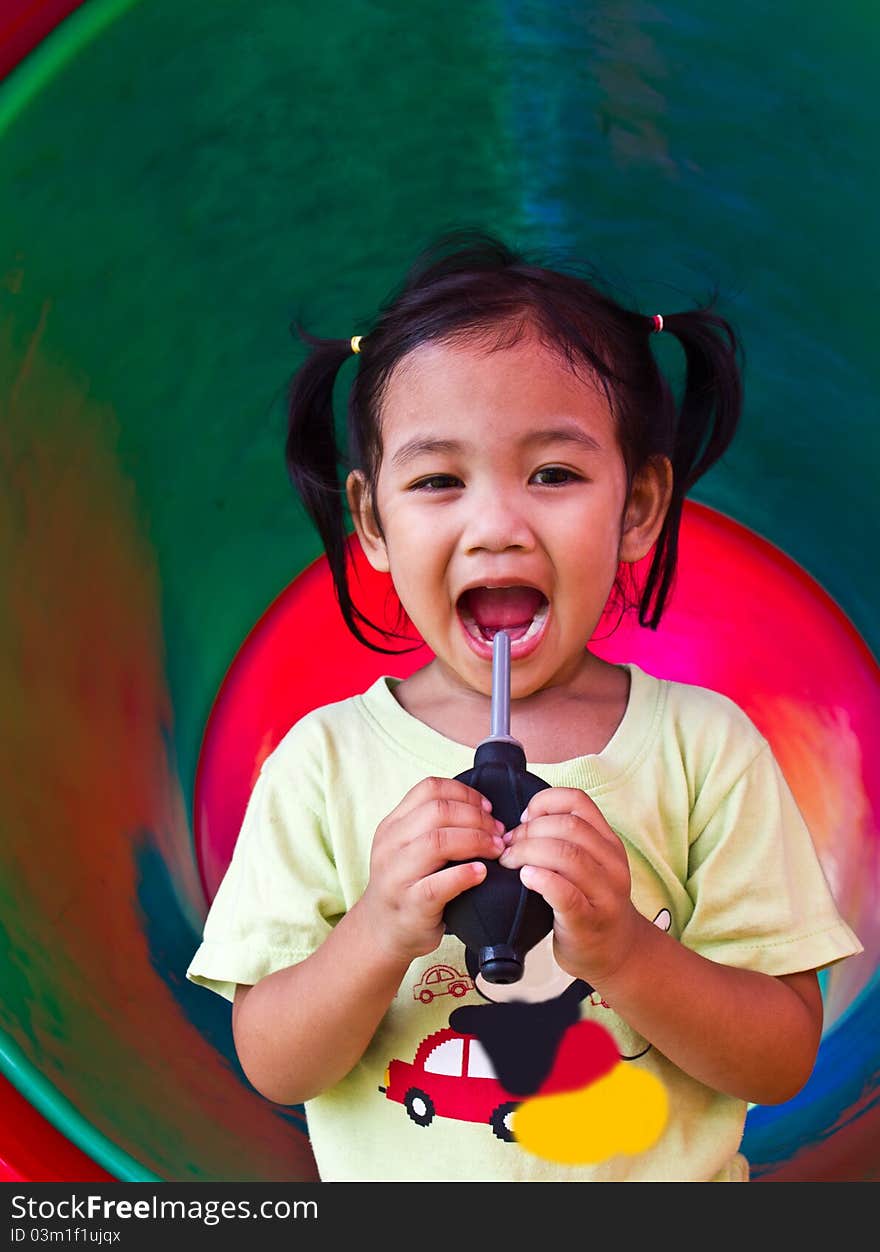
[651,314,664,333]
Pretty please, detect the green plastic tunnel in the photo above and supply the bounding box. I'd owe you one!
[1,0,878,1182]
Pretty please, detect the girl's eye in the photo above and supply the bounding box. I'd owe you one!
[411,475,460,491]
[533,466,579,485]
[410,468,580,491]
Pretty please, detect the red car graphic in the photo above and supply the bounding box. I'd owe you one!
[412,964,475,1004]
[380,1022,618,1141]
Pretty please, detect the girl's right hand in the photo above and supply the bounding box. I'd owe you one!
[357,775,506,966]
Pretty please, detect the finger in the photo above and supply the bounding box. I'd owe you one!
[517,864,587,920]
[519,788,619,845]
[394,794,504,843]
[504,814,617,870]
[397,776,497,822]
[401,825,505,877]
[414,797,506,844]
[518,786,585,818]
[499,834,604,891]
[382,791,503,855]
[415,860,488,911]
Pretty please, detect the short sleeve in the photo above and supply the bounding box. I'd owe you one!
[680,742,862,976]
[186,757,345,1002]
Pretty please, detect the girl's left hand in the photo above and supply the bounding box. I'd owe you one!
[499,786,640,986]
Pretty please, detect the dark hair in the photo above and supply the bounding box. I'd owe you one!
[285,228,743,655]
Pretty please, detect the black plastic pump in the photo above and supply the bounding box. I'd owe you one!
[442,630,554,984]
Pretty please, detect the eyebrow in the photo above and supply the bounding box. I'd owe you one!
[388,425,603,471]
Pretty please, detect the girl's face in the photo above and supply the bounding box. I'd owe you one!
[348,330,668,703]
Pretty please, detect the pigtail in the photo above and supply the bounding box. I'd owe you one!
[638,306,743,629]
[286,326,414,655]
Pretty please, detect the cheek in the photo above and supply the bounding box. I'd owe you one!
[385,544,447,610]
[556,515,619,570]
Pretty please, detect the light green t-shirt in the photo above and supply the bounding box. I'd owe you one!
[187,662,861,1182]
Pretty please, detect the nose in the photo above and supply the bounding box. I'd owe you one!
[461,485,536,553]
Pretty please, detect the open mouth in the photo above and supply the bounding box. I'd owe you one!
[456,586,550,649]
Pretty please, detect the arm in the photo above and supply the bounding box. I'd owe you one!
[590,912,823,1104]
[232,896,410,1105]
[500,787,824,1106]
[232,775,506,1106]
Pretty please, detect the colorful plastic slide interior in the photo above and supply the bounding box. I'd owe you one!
[1,0,878,1182]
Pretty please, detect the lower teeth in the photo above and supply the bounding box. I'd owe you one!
[518,609,547,643]
[461,603,548,646]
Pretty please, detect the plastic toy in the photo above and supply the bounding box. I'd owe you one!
[442,630,554,983]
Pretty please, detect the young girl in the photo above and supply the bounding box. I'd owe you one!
[187,229,861,1182]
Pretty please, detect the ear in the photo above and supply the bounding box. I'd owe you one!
[618,456,674,564]
[345,469,390,574]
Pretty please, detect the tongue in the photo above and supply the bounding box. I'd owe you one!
[464,586,545,630]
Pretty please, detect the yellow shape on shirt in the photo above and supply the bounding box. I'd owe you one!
[513,1063,668,1166]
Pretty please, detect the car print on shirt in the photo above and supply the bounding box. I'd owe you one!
[378,1020,619,1142]
[382,909,673,1154]
[412,963,475,1004]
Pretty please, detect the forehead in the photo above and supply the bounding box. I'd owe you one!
[379,333,614,450]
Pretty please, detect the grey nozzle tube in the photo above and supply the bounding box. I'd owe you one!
[490,630,511,739]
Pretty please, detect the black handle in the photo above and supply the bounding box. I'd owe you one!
[442,739,554,984]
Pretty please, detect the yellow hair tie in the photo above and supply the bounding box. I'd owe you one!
[350,335,363,355]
